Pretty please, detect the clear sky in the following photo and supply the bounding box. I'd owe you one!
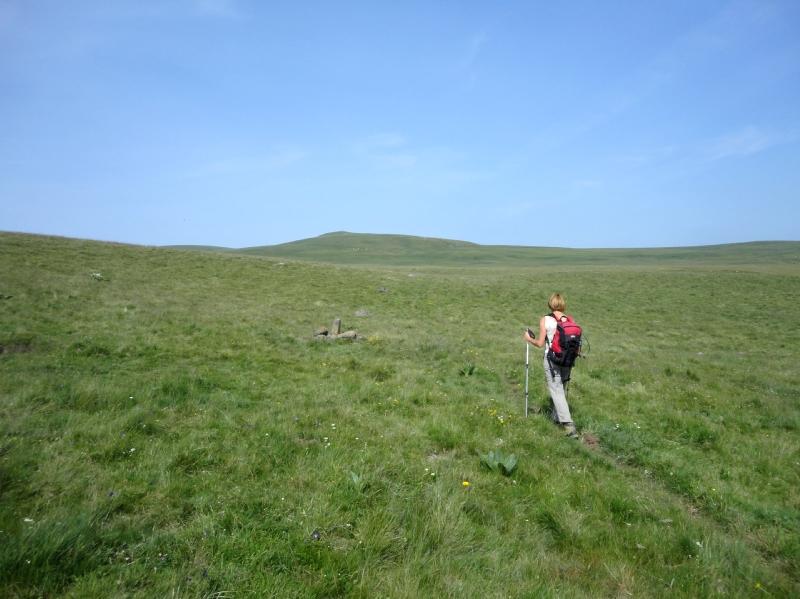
[1,0,798,248]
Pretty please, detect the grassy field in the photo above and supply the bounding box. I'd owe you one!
[1,232,799,597]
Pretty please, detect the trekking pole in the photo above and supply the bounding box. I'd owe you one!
[524,342,529,417]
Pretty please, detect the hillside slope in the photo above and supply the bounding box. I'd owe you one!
[1,232,798,597]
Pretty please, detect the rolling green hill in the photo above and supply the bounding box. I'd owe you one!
[230,231,800,270]
[162,245,234,253]
[1,231,799,597]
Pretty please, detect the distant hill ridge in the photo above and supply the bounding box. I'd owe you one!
[164,231,800,269]
[2,231,795,269]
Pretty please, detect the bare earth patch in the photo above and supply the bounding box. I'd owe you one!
[582,433,600,450]
[0,342,32,355]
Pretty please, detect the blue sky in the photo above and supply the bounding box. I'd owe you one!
[1,0,798,248]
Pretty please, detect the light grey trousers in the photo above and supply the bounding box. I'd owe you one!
[543,355,573,424]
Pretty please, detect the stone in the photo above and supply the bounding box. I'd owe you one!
[355,309,369,317]
[335,330,358,340]
[313,327,329,338]
[331,318,341,335]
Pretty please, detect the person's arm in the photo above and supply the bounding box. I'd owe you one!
[523,316,548,348]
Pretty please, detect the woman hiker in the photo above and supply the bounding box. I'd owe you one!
[523,292,578,438]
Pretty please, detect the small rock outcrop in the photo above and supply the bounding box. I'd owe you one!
[313,318,358,341]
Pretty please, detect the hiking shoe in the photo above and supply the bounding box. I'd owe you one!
[562,423,578,438]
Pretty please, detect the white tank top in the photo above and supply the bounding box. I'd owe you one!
[544,315,558,346]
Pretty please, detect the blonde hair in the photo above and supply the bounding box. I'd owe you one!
[548,293,566,312]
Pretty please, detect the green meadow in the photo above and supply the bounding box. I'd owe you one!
[1,231,799,597]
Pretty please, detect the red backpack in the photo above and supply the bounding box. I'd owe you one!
[547,313,583,368]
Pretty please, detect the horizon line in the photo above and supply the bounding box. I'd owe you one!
[2,229,798,252]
